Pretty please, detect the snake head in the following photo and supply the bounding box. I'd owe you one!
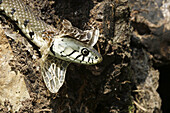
[50,37,102,65]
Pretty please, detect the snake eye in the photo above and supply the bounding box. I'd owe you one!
[95,56,98,59]
[81,48,89,56]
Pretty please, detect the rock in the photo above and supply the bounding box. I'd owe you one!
[0,25,30,112]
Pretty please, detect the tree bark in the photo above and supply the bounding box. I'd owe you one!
[0,0,166,113]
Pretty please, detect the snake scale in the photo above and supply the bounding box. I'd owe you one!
[0,0,102,93]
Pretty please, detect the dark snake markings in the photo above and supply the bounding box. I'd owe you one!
[88,57,90,62]
[24,19,29,27]
[29,31,34,39]
[11,8,16,15]
[80,56,85,63]
[50,42,55,55]
[66,50,77,57]
[74,54,82,61]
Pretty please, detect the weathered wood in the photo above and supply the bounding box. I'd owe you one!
[129,0,170,112]
[0,0,133,112]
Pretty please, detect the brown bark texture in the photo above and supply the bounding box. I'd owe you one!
[0,0,168,113]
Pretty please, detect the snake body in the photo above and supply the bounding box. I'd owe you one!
[0,0,102,93]
[0,0,49,47]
